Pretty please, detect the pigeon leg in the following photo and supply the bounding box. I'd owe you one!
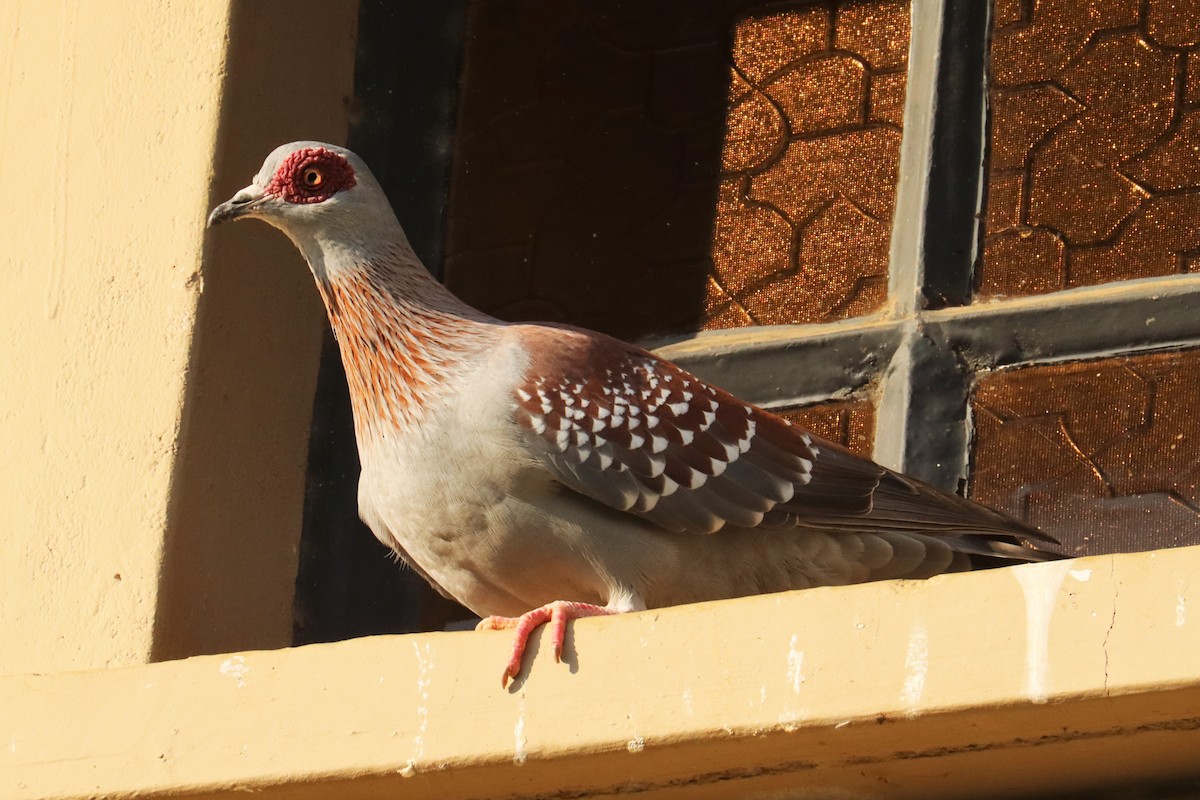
[477,600,616,687]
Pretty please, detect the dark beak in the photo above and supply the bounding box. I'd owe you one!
[207,186,266,227]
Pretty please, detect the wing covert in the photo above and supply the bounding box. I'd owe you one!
[512,333,883,534]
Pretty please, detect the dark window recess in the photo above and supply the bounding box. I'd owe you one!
[294,0,473,646]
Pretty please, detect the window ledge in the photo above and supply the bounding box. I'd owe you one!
[6,546,1200,799]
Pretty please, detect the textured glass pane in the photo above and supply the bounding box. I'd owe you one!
[971,350,1200,556]
[775,400,876,457]
[706,1,907,328]
[978,0,1200,298]
[444,1,907,339]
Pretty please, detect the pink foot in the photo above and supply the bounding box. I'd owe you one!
[476,600,615,687]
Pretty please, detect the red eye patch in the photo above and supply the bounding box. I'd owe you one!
[267,147,357,204]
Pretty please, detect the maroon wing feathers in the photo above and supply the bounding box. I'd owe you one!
[511,326,1056,556]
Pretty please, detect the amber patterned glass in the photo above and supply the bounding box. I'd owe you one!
[978,0,1200,298]
[970,350,1200,556]
[706,1,908,328]
[776,400,876,457]
[444,1,908,339]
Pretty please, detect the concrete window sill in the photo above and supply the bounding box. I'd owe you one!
[6,545,1200,799]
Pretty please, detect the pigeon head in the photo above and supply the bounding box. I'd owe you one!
[208,141,402,253]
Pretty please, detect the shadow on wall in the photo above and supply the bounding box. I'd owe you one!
[154,0,357,661]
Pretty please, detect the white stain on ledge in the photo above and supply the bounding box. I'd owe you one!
[218,656,249,689]
[1068,568,1092,582]
[412,641,433,763]
[1014,560,1073,704]
[627,735,645,753]
[787,634,805,694]
[900,624,928,712]
[1178,594,1187,628]
[780,633,809,729]
[513,699,527,766]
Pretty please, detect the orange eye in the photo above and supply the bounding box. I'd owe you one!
[302,167,324,188]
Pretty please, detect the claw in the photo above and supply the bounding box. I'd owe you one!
[477,601,616,687]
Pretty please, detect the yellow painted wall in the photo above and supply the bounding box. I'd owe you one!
[0,1,358,674]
